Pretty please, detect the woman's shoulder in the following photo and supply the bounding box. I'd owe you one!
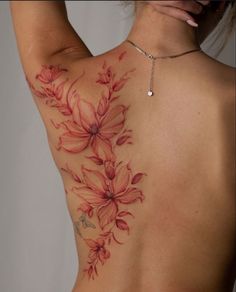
[196,52,235,102]
[66,48,235,104]
[212,61,235,102]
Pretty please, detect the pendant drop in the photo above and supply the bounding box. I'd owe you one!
[148,90,153,96]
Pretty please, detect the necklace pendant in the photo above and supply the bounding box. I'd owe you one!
[148,90,153,96]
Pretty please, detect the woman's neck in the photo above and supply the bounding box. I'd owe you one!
[126,3,200,56]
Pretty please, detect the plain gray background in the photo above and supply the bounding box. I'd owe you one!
[0,1,235,292]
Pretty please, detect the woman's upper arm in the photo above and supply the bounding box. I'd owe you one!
[10,1,92,74]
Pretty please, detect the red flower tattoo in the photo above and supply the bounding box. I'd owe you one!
[84,238,110,279]
[57,98,128,160]
[28,52,146,280]
[73,164,144,230]
[27,66,85,116]
[96,62,135,99]
[36,64,67,84]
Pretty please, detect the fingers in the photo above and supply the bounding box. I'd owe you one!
[150,1,209,15]
[148,4,198,27]
[147,1,211,27]
[197,1,211,5]
[171,1,203,14]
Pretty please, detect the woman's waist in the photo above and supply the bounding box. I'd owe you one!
[71,239,235,292]
[72,272,233,292]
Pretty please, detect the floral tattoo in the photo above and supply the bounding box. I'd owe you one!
[27,52,147,280]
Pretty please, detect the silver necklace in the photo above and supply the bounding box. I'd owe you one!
[126,39,201,97]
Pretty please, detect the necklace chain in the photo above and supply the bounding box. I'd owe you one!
[126,39,201,96]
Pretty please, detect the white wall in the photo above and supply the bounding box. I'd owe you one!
[0,1,235,292]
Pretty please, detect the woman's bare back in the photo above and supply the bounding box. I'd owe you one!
[29,43,235,292]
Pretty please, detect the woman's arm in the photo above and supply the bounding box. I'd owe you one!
[10,1,92,73]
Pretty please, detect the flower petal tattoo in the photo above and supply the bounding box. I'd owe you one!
[27,52,146,280]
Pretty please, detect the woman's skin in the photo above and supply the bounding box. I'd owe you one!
[146,0,211,26]
[10,1,235,292]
